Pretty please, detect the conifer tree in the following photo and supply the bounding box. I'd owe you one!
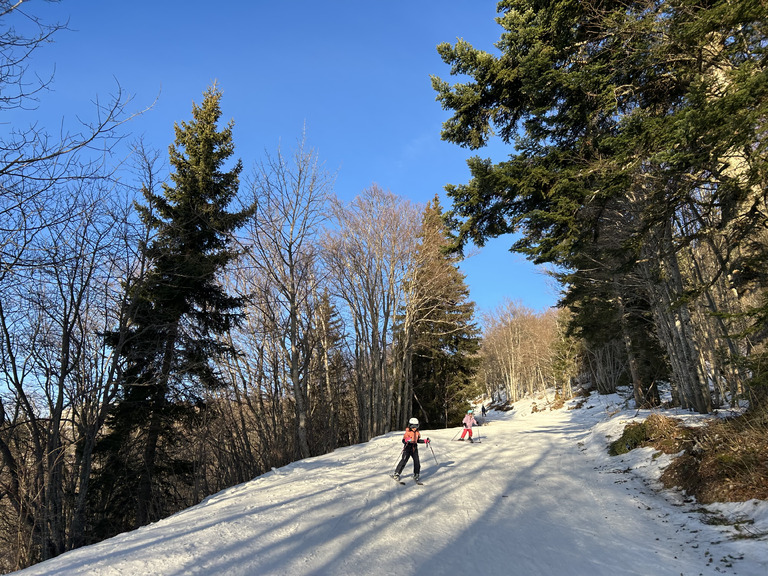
[432,1,768,411]
[95,85,251,534]
[405,197,480,427]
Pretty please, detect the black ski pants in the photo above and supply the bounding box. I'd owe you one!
[395,443,420,476]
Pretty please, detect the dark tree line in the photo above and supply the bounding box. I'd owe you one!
[433,0,768,412]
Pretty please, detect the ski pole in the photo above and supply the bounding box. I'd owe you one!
[451,429,461,441]
[428,441,438,465]
[393,445,405,468]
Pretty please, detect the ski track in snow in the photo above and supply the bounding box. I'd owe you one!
[12,392,768,576]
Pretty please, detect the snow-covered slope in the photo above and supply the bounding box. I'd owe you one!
[13,391,768,576]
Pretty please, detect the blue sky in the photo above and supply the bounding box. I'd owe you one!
[17,1,559,315]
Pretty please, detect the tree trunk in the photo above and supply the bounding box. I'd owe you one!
[136,322,177,527]
[643,231,712,413]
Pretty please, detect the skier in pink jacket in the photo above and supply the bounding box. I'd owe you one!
[459,409,478,442]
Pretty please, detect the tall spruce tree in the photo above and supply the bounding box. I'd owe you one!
[94,85,251,535]
[432,0,768,411]
[407,197,480,427]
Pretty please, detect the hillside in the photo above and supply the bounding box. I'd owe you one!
[12,391,768,576]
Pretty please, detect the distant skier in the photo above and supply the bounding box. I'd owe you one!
[392,417,430,482]
[481,404,487,417]
[459,409,478,442]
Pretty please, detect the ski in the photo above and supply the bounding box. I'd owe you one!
[389,475,424,485]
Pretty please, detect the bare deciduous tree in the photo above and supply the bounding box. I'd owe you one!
[322,185,420,439]
[478,302,563,404]
[0,179,140,569]
[241,136,333,459]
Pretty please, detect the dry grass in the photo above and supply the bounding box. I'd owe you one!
[660,410,768,504]
[550,394,566,410]
[608,413,692,456]
[611,409,768,504]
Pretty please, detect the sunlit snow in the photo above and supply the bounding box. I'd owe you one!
[13,390,768,576]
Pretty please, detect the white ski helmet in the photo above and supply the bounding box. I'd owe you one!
[408,417,419,428]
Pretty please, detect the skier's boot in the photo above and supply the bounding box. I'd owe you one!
[413,473,419,482]
[392,473,400,481]
[469,437,474,443]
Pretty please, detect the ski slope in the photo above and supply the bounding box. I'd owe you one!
[12,391,768,576]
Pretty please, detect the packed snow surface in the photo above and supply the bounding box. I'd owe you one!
[13,391,768,575]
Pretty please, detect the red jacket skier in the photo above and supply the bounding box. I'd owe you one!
[392,418,430,482]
